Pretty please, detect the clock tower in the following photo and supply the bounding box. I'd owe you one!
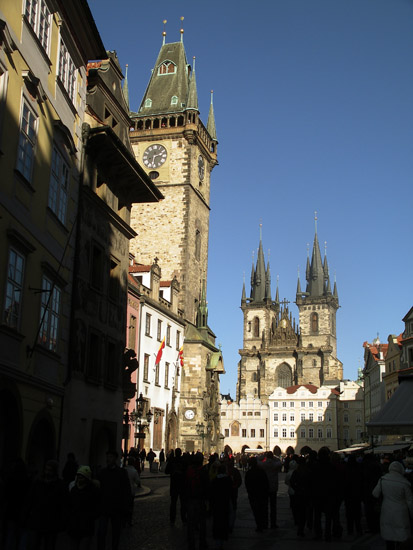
[129,31,218,325]
[128,29,223,453]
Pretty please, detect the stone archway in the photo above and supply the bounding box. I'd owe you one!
[26,412,56,478]
[166,412,178,452]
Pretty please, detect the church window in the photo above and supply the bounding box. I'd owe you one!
[276,364,293,388]
[171,96,178,105]
[158,61,176,75]
[144,98,152,108]
[311,312,318,333]
[253,317,260,337]
[195,230,201,261]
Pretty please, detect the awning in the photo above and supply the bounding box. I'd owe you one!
[335,445,370,454]
[366,376,413,435]
[368,442,412,454]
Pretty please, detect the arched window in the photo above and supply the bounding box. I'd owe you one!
[171,96,178,105]
[144,98,152,108]
[195,230,201,261]
[158,61,176,75]
[311,312,318,333]
[253,317,260,337]
[276,363,293,388]
[252,372,257,382]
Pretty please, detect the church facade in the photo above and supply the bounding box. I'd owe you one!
[127,30,224,452]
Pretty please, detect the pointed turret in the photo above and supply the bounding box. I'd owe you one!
[296,269,302,297]
[265,261,271,302]
[123,64,130,111]
[207,90,217,141]
[333,279,338,301]
[275,276,280,305]
[250,260,255,300]
[253,232,266,302]
[196,278,208,328]
[241,279,246,305]
[187,57,199,110]
[307,215,325,297]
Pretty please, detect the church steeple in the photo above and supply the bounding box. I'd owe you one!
[306,213,326,297]
[187,57,199,110]
[196,278,208,328]
[207,90,217,141]
[249,227,273,304]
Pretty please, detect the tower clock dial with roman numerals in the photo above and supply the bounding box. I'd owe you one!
[142,144,167,169]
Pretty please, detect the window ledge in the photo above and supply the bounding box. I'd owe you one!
[14,169,35,192]
[23,17,52,70]
[46,207,69,233]
[33,343,61,360]
[0,323,25,341]
[56,78,77,115]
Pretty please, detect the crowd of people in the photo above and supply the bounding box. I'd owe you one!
[1,445,412,550]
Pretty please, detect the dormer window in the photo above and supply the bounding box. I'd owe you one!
[171,95,178,105]
[144,98,152,108]
[158,61,176,75]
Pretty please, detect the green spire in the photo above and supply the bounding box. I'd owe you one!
[122,64,130,111]
[265,260,272,302]
[306,213,325,297]
[196,278,208,328]
[275,275,279,305]
[187,56,198,110]
[241,277,246,304]
[207,90,217,141]
[296,267,302,296]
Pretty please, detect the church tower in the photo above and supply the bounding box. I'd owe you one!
[128,26,223,453]
[128,27,218,325]
[295,216,343,385]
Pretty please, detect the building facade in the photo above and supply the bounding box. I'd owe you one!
[127,31,223,452]
[362,338,387,426]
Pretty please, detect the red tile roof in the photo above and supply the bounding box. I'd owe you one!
[160,281,172,287]
[129,265,151,273]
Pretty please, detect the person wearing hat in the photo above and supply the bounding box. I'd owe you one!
[67,465,100,549]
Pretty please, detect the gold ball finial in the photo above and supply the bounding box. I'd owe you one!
[181,16,184,21]
[163,19,167,24]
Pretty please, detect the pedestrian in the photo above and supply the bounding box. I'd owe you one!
[165,448,187,525]
[185,452,208,549]
[372,461,413,550]
[288,457,311,537]
[210,462,232,549]
[124,457,141,526]
[159,449,165,472]
[362,453,382,533]
[147,448,156,472]
[258,451,282,529]
[23,459,68,550]
[226,456,242,533]
[62,453,79,488]
[343,455,363,537]
[67,465,100,550]
[97,450,131,550]
[245,457,269,532]
[139,448,146,472]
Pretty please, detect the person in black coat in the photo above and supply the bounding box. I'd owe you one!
[210,462,232,549]
[165,448,188,525]
[67,465,100,549]
[96,450,131,550]
[245,457,269,532]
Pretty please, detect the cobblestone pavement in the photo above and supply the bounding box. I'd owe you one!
[55,470,388,550]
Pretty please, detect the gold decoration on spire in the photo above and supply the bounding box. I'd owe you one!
[162,20,167,45]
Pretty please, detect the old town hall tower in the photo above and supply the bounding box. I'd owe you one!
[237,221,343,402]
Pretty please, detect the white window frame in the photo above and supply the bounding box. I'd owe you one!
[25,0,51,53]
[4,248,25,329]
[17,98,37,182]
[38,276,61,352]
[48,146,69,223]
[58,37,76,103]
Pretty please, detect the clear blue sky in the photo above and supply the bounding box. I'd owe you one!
[89,0,413,396]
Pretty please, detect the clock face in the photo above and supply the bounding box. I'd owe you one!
[143,144,167,169]
[198,155,205,180]
[184,409,195,420]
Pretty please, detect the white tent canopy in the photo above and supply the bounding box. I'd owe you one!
[366,376,413,436]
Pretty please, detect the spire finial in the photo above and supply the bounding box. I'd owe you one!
[324,240,327,256]
[180,16,184,42]
[210,90,214,104]
[192,56,196,72]
[162,19,167,45]
[307,243,310,257]
[314,210,318,234]
[297,265,300,277]
[259,220,262,242]
[252,250,255,262]
[268,249,270,261]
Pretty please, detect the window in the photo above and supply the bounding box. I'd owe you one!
[356,413,361,424]
[157,319,162,341]
[313,359,317,366]
[242,412,246,416]
[273,402,278,408]
[318,401,322,408]
[326,428,332,438]
[308,428,314,438]
[318,414,323,422]
[290,414,295,422]
[301,413,305,421]
[260,429,264,438]
[344,402,349,408]
[282,401,287,408]
[326,412,332,422]
[311,312,318,333]
[317,428,323,438]
[4,248,25,328]
[25,0,51,52]
[300,427,306,438]
[301,401,305,408]
[221,412,226,416]
[158,61,176,75]
[356,429,362,440]
[224,429,229,437]
[344,414,349,424]
[253,317,260,337]
[290,429,295,438]
[143,354,149,381]
[48,146,69,223]
[282,428,287,438]
[247,412,253,416]
[282,413,287,422]
[38,276,61,352]
[166,325,171,346]
[251,429,255,438]
[0,62,8,141]
[155,362,160,385]
[309,401,313,408]
[195,229,201,261]
[145,313,151,336]
[144,98,152,108]
[254,411,260,416]
[309,413,314,422]
[171,95,178,105]
[164,362,169,387]
[17,99,37,181]
[290,402,294,408]
[274,413,278,422]
[242,429,247,438]
[176,330,180,350]
[273,429,278,437]
[58,38,76,103]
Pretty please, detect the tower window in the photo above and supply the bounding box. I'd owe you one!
[171,96,178,105]
[158,61,176,75]
[195,230,201,261]
[311,312,318,333]
[253,317,260,337]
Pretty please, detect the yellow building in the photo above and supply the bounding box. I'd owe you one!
[0,1,105,474]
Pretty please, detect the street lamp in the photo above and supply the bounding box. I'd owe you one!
[130,393,153,452]
[196,421,212,453]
